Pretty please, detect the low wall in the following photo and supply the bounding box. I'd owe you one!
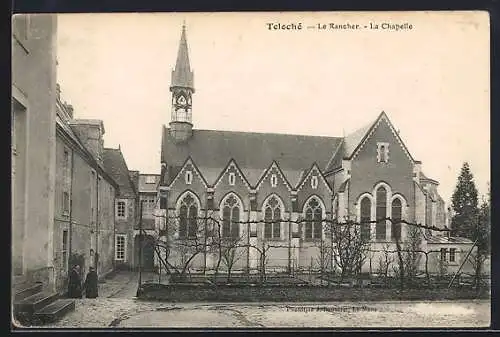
[138,283,490,302]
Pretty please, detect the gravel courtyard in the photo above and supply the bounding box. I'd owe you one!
[32,271,490,329]
[42,299,490,328]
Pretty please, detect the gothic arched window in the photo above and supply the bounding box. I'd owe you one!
[376,187,387,240]
[360,197,371,241]
[304,197,323,239]
[222,195,240,238]
[264,195,282,239]
[391,198,402,241]
[178,193,198,239]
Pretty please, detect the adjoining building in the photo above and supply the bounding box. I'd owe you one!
[12,13,59,292]
[103,148,139,271]
[55,90,118,293]
[12,14,120,298]
[135,174,161,271]
[155,25,475,276]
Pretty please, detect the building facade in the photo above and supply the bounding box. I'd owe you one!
[103,148,138,270]
[54,89,118,293]
[136,174,161,271]
[12,14,58,291]
[150,25,475,277]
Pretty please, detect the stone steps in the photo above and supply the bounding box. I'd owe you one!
[15,292,59,315]
[33,299,76,324]
[14,282,43,302]
[13,281,76,326]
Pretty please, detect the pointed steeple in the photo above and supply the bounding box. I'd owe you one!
[171,23,194,91]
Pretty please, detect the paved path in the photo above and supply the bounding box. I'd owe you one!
[99,270,160,298]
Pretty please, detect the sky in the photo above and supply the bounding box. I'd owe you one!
[56,11,490,206]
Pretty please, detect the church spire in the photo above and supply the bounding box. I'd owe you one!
[171,23,194,90]
[169,23,195,143]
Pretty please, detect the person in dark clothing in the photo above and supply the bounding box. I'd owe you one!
[68,265,82,298]
[84,267,99,298]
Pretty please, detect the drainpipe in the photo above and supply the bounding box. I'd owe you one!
[137,200,144,294]
[203,194,208,274]
[96,171,99,273]
[288,208,292,275]
[68,149,74,289]
[247,209,250,276]
[112,189,116,271]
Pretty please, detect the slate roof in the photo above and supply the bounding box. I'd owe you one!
[343,121,375,159]
[325,117,378,172]
[161,127,343,187]
[103,148,137,198]
[426,236,474,244]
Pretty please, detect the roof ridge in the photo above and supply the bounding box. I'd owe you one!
[166,126,343,139]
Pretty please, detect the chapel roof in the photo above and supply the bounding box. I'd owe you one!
[325,111,417,172]
[161,127,343,187]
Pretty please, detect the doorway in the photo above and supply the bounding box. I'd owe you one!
[135,234,155,272]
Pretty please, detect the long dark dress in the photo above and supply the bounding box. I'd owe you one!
[84,270,98,298]
[68,269,82,298]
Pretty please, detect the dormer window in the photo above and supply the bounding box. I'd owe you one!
[271,174,278,187]
[228,172,236,186]
[185,170,193,185]
[377,142,390,163]
[311,176,318,189]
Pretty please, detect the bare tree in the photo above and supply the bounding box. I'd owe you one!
[330,217,370,282]
[467,249,488,291]
[376,244,393,287]
[221,237,246,282]
[402,226,423,287]
[315,240,334,279]
[165,214,214,280]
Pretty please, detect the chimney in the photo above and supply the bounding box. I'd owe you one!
[128,170,140,193]
[69,119,105,165]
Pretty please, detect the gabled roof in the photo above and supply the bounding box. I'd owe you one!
[255,160,294,192]
[213,159,252,190]
[103,148,137,198]
[162,127,342,187]
[296,162,333,193]
[326,111,416,172]
[169,156,209,189]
